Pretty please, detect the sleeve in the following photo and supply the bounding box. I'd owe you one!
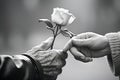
[105,32,120,76]
[0,54,44,80]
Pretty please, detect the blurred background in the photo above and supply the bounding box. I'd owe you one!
[0,0,120,80]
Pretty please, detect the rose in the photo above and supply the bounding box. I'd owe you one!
[39,7,76,49]
[51,8,76,26]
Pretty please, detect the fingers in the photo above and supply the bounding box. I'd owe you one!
[70,47,93,62]
[27,37,53,54]
[63,32,99,52]
[41,50,66,77]
[63,38,92,52]
[73,38,92,47]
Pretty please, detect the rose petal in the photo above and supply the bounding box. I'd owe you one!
[51,10,63,25]
[60,12,71,26]
[68,14,76,25]
[59,8,69,13]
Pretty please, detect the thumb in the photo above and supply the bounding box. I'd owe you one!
[39,37,54,50]
[27,37,54,54]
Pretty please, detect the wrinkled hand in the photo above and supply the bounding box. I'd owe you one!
[27,37,67,80]
[63,32,111,62]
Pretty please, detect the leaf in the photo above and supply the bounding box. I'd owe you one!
[64,28,76,37]
[38,19,53,28]
[60,29,72,38]
[61,28,76,38]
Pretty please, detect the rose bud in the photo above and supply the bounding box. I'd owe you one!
[51,8,76,26]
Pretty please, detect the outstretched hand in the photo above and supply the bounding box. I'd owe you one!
[63,32,111,62]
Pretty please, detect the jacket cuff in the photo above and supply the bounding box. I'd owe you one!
[22,53,44,80]
[105,32,120,76]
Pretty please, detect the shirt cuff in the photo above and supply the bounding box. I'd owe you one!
[105,32,120,76]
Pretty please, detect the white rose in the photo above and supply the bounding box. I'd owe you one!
[51,8,76,26]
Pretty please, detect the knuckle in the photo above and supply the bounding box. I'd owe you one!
[51,61,62,68]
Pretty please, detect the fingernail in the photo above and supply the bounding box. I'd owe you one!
[85,57,93,62]
[89,58,93,62]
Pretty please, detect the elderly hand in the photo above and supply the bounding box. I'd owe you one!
[27,37,67,80]
[63,32,111,62]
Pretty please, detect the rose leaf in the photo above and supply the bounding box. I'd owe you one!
[60,29,72,38]
[61,28,76,38]
[38,19,53,28]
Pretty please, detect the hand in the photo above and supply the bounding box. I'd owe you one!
[27,37,67,80]
[63,32,111,62]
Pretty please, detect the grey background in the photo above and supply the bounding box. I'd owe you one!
[0,0,120,80]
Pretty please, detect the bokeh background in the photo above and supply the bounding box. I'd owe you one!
[0,0,120,80]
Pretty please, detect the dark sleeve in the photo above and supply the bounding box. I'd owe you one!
[0,54,43,80]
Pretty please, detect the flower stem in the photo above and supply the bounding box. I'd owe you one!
[51,34,56,49]
[50,24,60,49]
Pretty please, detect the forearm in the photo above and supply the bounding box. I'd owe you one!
[0,54,43,80]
